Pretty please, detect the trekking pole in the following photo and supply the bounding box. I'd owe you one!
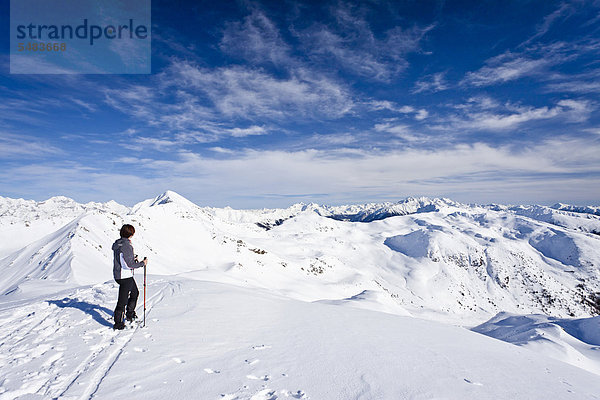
[143,262,147,328]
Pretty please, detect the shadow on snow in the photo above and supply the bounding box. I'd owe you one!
[47,298,113,327]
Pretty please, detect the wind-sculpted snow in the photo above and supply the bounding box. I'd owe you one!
[384,230,431,258]
[474,312,600,375]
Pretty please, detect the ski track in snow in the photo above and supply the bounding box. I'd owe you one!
[0,278,173,400]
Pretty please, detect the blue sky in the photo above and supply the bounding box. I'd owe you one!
[1,0,599,208]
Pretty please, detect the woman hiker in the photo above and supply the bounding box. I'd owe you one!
[112,224,148,330]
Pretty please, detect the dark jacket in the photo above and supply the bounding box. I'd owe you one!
[112,238,145,280]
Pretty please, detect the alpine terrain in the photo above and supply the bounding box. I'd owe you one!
[1,191,599,399]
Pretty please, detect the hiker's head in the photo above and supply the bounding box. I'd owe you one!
[120,224,135,238]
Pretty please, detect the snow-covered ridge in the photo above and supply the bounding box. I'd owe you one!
[552,203,600,217]
[311,196,457,222]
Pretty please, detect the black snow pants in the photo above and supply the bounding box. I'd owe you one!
[114,277,139,323]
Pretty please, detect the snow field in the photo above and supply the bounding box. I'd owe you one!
[1,191,600,398]
[3,278,598,400]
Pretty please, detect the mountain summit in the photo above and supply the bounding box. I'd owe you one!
[149,190,198,208]
[131,190,199,212]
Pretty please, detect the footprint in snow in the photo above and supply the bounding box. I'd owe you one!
[249,389,277,400]
[172,357,185,364]
[134,347,147,352]
[204,368,220,374]
[463,378,483,386]
[283,390,306,399]
[252,345,271,351]
[246,374,270,381]
[245,359,260,365]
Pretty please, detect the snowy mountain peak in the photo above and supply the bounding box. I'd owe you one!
[149,190,195,207]
[131,190,199,212]
[41,195,77,204]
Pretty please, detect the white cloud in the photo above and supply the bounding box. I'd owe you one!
[373,122,423,143]
[368,101,428,120]
[415,109,429,121]
[545,78,600,93]
[557,99,595,122]
[295,4,434,82]
[0,132,63,158]
[461,39,597,88]
[462,53,551,87]
[220,8,292,67]
[121,137,181,152]
[70,98,97,112]
[584,128,600,135]
[228,126,269,137]
[208,147,236,154]
[413,72,449,93]
[521,3,575,46]
[457,106,560,131]
[103,59,354,145]
[165,62,354,119]
[374,122,410,134]
[3,138,599,207]
[437,98,594,132]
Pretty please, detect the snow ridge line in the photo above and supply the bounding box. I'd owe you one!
[52,280,171,400]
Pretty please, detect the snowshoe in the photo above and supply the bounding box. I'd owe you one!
[126,311,138,322]
[113,321,126,330]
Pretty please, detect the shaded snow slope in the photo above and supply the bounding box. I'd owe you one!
[2,278,600,400]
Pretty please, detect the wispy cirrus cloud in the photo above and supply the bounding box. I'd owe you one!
[435,97,594,132]
[165,62,354,119]
[520,2,575,46]
[413,72,449,93]
[220,8,293,67]
[218,2,434,84]
[228,125,269,137]
[544,68,600,93]
[103,59,354,147]
[0,132,63,158]
[368,101,428,120]
[294,3,434,82]
[461,40,598,87]
[461,52,553,87]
